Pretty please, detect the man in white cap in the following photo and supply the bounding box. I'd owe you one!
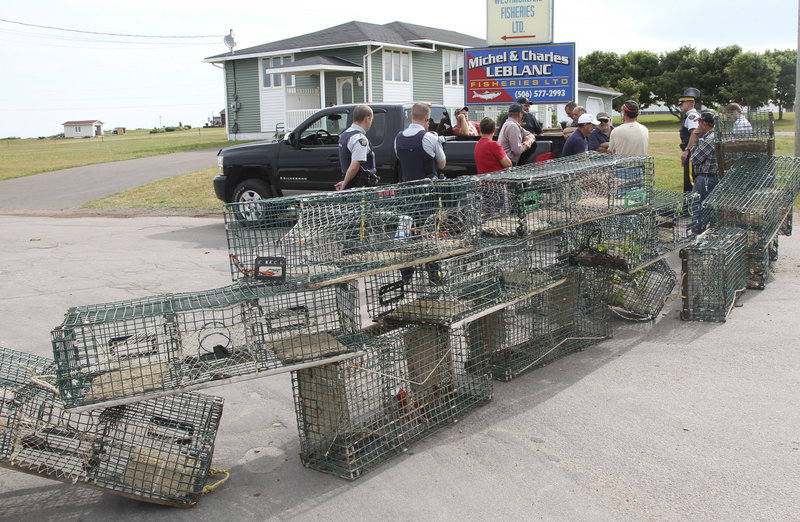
[561,113,599,157]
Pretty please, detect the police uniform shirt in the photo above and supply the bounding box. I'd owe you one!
[682,108,700,140]
[345,123,371,163]
[394,123,445,164]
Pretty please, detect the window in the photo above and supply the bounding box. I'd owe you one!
[298,110,349,146]
[263,55,294,88]
[384,50,410,82]
[75,126,81,132]
[443,51,464,86]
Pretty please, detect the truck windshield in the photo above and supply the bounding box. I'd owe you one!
[402,106,452,133]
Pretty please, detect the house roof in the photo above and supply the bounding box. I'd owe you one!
[578,82,622,97]
[62,120,103,125]
[204,21,486,62]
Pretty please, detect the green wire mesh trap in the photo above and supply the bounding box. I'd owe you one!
[223,178,479,285]
[291,321,492,480]
[703,155,800,251]
[745,242,772,290]
[0,346,224,507]
[52,281,363,410]
[714,110,774,176]
[485,270,611,382]
[478,152,654,237]
[680,228,748,322]
[364,232,568,326]
[582,259,678,320]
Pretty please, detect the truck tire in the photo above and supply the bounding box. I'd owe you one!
[231,179,274,224]
[232,179,274,202]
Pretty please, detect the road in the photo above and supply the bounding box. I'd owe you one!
[0,148,219,212]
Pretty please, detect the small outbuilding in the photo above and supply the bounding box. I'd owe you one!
[62,120,103,138]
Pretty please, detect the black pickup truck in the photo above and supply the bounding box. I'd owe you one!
[214,103,559,203]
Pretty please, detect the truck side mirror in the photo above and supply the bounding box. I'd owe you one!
[286,132,298,147]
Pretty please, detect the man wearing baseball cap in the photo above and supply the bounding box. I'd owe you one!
[453,106,480,136]
[561,113,599,157]
[689,111,718,232]
[608,100,649,155]
[498,103,535,165]
[497,97,543,136]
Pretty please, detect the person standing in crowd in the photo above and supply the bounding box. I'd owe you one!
[724,103,753,137]
[497,97,543,136]
[453,106,480,136]
[587,111,613,152]
[335,104,375,190]
[498,103,535,165]
[690,112,719,232]
[678,88,701,192]
[561,113,599,157]
[395,102,446,181]
[563,101,577,126]
[474,117,512,174]
[608,100,649,155]
[563,105,586,140]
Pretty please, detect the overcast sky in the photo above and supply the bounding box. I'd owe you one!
[1,0,797,138]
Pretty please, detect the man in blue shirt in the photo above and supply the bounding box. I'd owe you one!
[561,113,599,157]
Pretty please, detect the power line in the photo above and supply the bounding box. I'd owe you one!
[0,17,225,39]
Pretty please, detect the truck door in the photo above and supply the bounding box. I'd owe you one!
[277,109,350,189]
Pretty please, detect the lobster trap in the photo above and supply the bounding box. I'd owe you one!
[484,271,611,382]
[680,229,748,322]
[714,110,774,177]
[0,346,225,507]
[52,281,363,410]
[479,152,654,238]
[224,178,479,286]
[291,321,492,480]
[364,232,568,326]
[703,155,800,251]
[745,243,772,290]
[583,259,678,320]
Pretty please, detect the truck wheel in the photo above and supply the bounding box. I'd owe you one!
[232,179,274,202]
[231,179,274,223]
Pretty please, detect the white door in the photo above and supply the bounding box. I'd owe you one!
[336,77,354,105]
[586,96,604,116]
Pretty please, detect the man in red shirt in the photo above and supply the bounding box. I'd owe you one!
[474,117,512,174]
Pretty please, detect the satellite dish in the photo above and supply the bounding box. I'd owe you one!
[224,29,236,54]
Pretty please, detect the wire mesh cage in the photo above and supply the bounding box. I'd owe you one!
[291,321,492,479]
[0,346,225,507]
[224,178,480,285]
[703,155,800,250]
[485,271,611,382]
[582,259,678,320]
[714,110,774,176]
[364,232,568,326]
[745,243,771,290]
[52,281,363,410]
[680,228,748,322]
[651,190,701,253]
[478,152,655,237]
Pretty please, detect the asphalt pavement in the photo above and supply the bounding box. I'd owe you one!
[0,213,799,520]
[0,148,219,212]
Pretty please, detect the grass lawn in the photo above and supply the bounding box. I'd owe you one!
[0,127,230,181]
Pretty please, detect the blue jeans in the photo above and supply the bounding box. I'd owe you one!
[692,175,719,233]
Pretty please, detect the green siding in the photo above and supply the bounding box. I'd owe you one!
[412,51,444,102]
[225,59,261,134]
[295,48,367,105]
[371,50,383,101]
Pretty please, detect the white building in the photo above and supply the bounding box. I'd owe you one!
[62,120,103,138]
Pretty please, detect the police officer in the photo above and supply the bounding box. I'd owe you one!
[395,102,446,181]
[678,87,701,192]
[335,104,376,190]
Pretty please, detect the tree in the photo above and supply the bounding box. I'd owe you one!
[578,51,621,89]
[695,46,741,108]
[652,46,699,118]
[766,49,797,119]
[725,52,779,109]
[612,77,646,111]
[617,51,660,108]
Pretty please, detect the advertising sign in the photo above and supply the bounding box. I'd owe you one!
[464,43,575,105]
[487,0,553,45]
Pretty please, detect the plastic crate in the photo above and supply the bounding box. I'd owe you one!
[680,229,748,322]
[52,282,363,410]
